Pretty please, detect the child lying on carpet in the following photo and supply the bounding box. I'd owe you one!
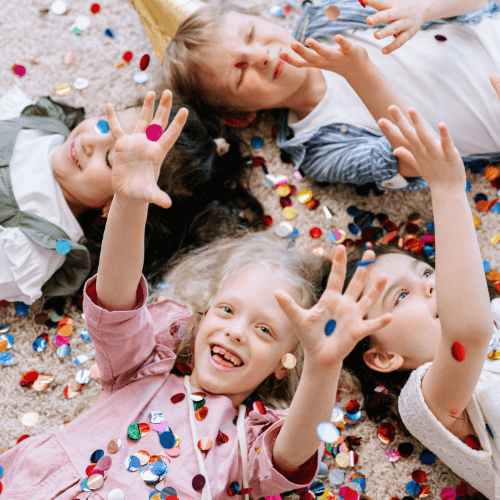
[164,0,500,192]
[0,89,392,499]
[335,74,500,499]
[0,87,264,305]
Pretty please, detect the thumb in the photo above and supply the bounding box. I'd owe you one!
[150,189,172,209]
[392,146,417,168]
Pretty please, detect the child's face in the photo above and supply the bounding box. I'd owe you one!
[364,253,442,371]
[196,11,309,112]
[190,262,301,407]
[51,107,141,213]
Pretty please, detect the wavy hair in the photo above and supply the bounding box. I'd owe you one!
[151,229,333,408]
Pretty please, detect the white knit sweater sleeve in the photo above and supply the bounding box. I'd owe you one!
[399,363,498,499]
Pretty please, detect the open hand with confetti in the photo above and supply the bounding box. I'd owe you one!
[106,89,188,208]
[363,0,429,54]
[378,105,465,192]
[274,246,392,370]
[279,35,370,80]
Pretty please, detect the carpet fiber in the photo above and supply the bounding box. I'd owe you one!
[1,0,499,498]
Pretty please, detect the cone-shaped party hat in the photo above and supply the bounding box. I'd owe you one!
[131,0,204,63]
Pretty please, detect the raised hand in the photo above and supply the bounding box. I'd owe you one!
[364,0,428,54]
[275,246,392,370]
[279,35,369,79]
[378,106,465,190]
[106,90,188,208]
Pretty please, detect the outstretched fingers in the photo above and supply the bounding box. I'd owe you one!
[282,42,321,68]
[135,91,157,134]
[275,288,304,326]
[437,122,457,159]
[151,90,174,129]
[388,105,420,146]
[407,108,440,150]
[343,249,375,300]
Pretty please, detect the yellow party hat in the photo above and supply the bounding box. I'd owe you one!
[131,0,204,63]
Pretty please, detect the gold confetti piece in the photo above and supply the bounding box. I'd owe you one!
[55,83,71,96]
[283,207,297,220]
[491,234,500,246]
[278,221,294,234]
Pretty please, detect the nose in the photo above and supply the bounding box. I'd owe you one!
[249,46,269,70]
[423,277,435,298]
[80,132,111,157]
[224,320,247,343]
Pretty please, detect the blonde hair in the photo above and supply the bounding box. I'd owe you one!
[163,3,259,113]
[151,229,331,408]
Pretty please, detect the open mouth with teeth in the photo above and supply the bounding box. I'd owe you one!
[210,344,244,368]
[67,141,82,169]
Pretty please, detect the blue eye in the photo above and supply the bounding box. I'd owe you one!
[395,291,408,305]
[423,270,433,278]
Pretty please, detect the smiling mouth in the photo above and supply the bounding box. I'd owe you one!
[66,141,82,170]
[273,58,285,80]
[210,344,244,367]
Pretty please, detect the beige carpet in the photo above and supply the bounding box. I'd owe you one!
[1,0,500,498]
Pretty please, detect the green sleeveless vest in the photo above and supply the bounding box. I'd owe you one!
[0,96,91,298]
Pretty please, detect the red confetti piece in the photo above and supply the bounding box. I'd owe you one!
[13,64,26,77]
[419,484,431,497]
[488,197,499,210]
[171,392,185,403]
[262,215,273,226]
[465,434,480,450]
[145,124,163,142]
[140,54,150,71]
[123,51,133,62]
[240,488,253,495]
[345,400,360,413]
[358,0,365,6]
[195,406,208,421]
[90,3,100,13]
[0,300,10,306]
[412,470,427,483]
[310,227,322,238]
[17,434,30,444]
[86,463,97,476]
[216,430,229,445]
[306,198,319,210]
[252,156,265,167]
[440,487,456,500]
[455,482,468,496]
[451,342,466,362]
[253,401,266,415]
[283,6,292,14]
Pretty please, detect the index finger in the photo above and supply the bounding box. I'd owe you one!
[106,103,126,142]
[344,249,376,299]
[323,244,347,294]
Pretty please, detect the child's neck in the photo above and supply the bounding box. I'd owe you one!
[287,68,327,121]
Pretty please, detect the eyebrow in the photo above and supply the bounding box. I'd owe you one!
[381,259,422,308]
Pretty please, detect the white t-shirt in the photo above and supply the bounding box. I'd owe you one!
[0,87,84,304]
[289,17,500,156]
[399,299,500,500]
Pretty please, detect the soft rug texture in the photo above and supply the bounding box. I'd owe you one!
[1,0,499,498]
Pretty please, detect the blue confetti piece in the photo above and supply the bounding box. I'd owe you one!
[32,336,47,352]
[310,482,325,497]
[90,449,105,463]
[465,180,471,192]
[347,205,359,216]
[94,120,109,134]
[150,460,167,475]
[474,193,488,203]
[262,165,269,175]
[0,352,13,366]
[486,423,495,438]
[0,323,10,333]
[351,477,366,492]
[105,27,117,38]
[421,245,435,259]
[427,221,435,233]
[405,481,422,495]
[80,329,91,342]
[348,222,359,235]
[490,202,500,213]
[325,319,336,336]
[57,344,71,359]
[124,455,141,471]
[15,301,30,315]
[159,428,176,449]
[484,261,491,273]
[286,228,299,239]
[250,136,264,149]
[356,259,375,267]
[0,464,3,478]
[419,448,436,464]
[55,239,71,255]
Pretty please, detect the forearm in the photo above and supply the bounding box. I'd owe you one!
[431,188,492,337]
[424,0,489,22]
[96,196,149,311]
[273,358,342,471]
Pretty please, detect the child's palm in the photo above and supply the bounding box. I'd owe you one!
[106,90,188,208]
[275,247,391,369]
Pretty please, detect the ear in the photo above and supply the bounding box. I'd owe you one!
[101,197,113,218]
[274,364,289,380]
[363,346,404,373]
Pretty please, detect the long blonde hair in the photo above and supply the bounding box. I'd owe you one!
[151,229,331,408]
